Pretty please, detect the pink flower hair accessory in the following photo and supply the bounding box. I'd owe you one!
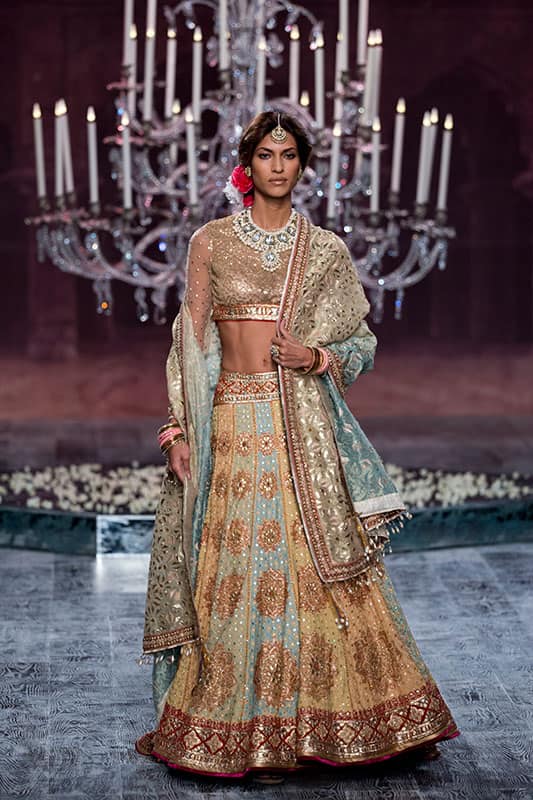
[223,164,255,207]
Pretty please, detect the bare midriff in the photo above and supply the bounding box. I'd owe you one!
[217,320,277,373]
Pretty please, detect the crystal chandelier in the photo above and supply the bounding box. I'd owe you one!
[27,0,455,324]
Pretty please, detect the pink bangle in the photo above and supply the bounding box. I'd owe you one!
[158,426,183,447]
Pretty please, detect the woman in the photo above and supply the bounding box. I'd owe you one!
[136,111,460,781]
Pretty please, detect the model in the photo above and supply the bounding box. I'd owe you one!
[135,110,460,782]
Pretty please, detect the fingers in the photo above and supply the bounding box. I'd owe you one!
[169,449,192,482]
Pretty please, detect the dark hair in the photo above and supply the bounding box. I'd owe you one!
[238,111,313,169]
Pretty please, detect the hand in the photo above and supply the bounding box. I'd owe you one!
[167,441,191,482]
[270,319,313,370]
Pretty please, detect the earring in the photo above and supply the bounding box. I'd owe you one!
[297,167,303,180]
[244,165,252,177]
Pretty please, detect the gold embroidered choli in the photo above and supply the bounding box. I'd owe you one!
[186,214,291,325]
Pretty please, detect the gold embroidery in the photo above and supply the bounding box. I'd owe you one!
[212,302,279,322]
[202,575,217,617]
[190,643,236,713]
[257,520,282,552]
[224,518,251,555]
[258,433,277,456]
[297,564,328,613]
[253,642,298,707]
[300,632,337,701]
[258,470,278,499]
[214,371,280,405]
[215,431,232,455]
[291,519,307,546]
[213,471,229,498]
[350,630,406,695]
[235,432,253,457]
[231,469,253,499]
[256,569,287,618]
[215,573,245,620]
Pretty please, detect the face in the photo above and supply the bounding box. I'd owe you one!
[250,131,301,200]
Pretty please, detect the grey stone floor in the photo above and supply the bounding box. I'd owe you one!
[0,543,532,800]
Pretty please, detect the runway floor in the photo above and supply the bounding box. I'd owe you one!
[1,542,531,799]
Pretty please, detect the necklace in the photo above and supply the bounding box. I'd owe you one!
[232,208,298,271]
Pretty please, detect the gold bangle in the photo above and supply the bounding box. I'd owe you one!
[301,346,317,374]
[157,421,181,436]
[161,433,186,454]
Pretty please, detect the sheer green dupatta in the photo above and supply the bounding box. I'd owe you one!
[142,225,221,719]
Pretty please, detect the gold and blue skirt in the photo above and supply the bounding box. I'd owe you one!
[137,370,459,776]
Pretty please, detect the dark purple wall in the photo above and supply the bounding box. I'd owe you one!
[1,0,532,361]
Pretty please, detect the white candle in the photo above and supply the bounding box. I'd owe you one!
[122,0,133,67]
[164,28,177,119]
[437,114,453,211]
[122,111,132,209]
[370,28,382,124]
[170,98,181,164]
[357,0,369,66]
[192,27,203,123]
[390,97,406,195]
[327,122,342,220]
[289,25,300,104]
[415,111,431,205]
[86,106,99,207]
[219,0,230,71]
[313,32,325,128]
[334,31,344,122]
[371,117,381,213]
[143,26,156,122]
[423,107,439,203]
[185,106,198,205]
[147,0,157,32]
[60,99,74,195]
[54,100,63,198]
[32,103,46,199]
[255,35,266,114]
[362,30,376,125]
[127,23,138,118]
[339,0,349,73]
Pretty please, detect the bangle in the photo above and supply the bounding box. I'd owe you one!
[316,347,329,375]
[301,346,320,374]
[161,432,185,455]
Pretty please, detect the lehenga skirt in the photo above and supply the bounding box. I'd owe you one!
[137,370,460,776]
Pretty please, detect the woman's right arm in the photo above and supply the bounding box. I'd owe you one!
[165,226,213,482]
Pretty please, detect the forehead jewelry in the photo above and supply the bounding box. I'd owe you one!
[270,112,288,144]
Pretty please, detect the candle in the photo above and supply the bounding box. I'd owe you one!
[147,0,157,32]
[339,0,349,73]
[185,106,198,205]
[423,107,439,203]
[170,98,180,164]
[357,0,369,66]
[390,97,406,195]
[32,103,46,199]
[54,100,63,198]
[127,23,138,118]
[415,111,431,206]
[143,26,156,122]
[371,117,381,213]
[299,90,310,108]
[313,32,325,128]
[437,113,453,211]
[219,0,230,71]
[289,25,300,104]
[192,26,203,123]
[370,28,383,124]
[362,30,376,125]
[334,31,344,122]
[255,35,266,114]
[327,122,342,220]
[60,99,74,195]
[164,28,177,119]
[121,111,132,209]
[86,106,99,207]
[122,0,133,67]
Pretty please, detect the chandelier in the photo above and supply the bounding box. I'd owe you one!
[27,0,455,324]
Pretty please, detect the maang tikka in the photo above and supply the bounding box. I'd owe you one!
[270,112,288,144]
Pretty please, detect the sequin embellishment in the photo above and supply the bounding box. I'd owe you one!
[232,208,298,271]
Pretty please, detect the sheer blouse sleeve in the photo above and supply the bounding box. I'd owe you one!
[182,225,213,350]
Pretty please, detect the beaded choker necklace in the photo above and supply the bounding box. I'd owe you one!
[232,208,298,271]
